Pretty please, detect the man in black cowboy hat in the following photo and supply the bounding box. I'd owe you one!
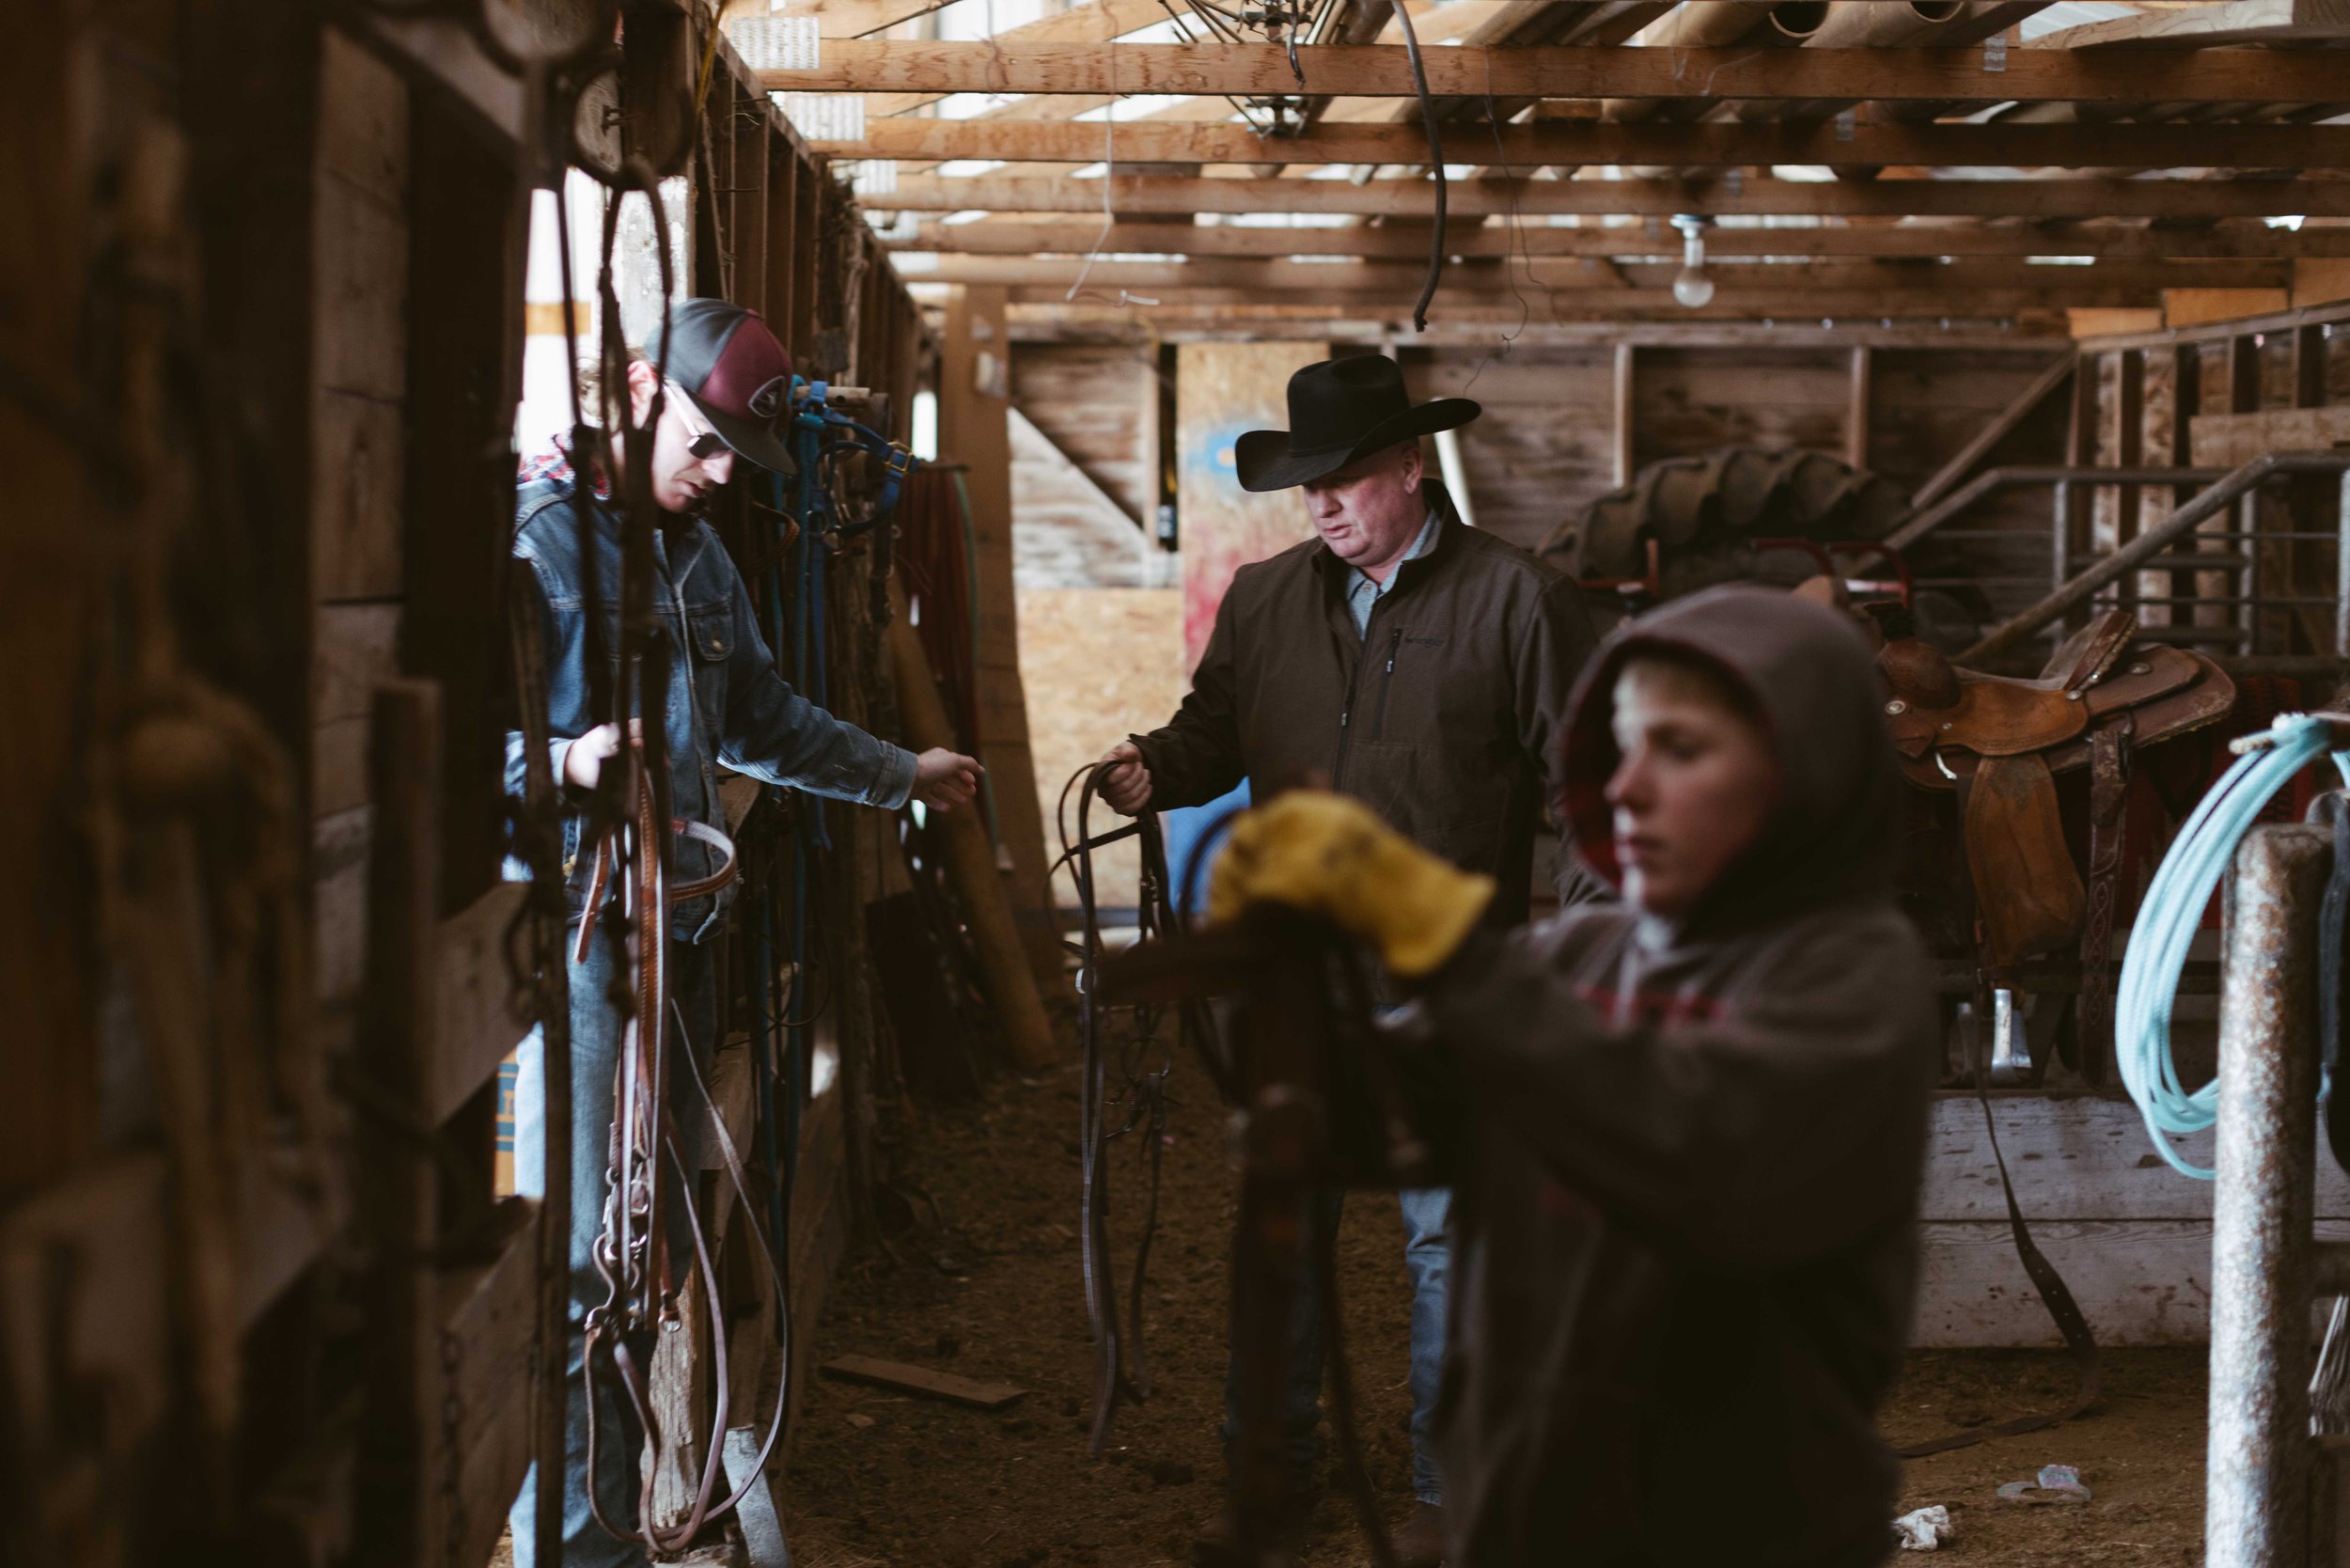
[1095,353,1601,1563]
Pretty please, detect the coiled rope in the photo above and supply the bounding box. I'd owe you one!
[2118,713,2350,1179]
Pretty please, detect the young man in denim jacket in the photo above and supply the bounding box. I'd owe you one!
[507,298,979,1566]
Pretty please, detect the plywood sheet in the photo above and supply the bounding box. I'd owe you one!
[1175,340,1324,670]
[1015,588,1184,912]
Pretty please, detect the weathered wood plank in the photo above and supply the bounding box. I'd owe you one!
[907,256,2289,297]
[433,1197,540,1473]
[315,173,408,400]
[318,26,410,206]
[426,883,534,1128]
[1920,1093,2350,1224]
[763,39,2350,103]
[312,388,405,603]
[2190,403,2350,467]
[313,805,373,1008]
[826,117,2350,171]
[904,220,2350,262]
[880,174,2350,220]
[1914,1218,2350,1348]
[313,602,403,728]
[821,1355,1028,1409]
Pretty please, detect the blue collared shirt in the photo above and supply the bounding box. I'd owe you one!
[1344,510,1441,638]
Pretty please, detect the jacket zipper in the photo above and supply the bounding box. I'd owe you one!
[1371,626,1402,742]
[1331,597,1396,790]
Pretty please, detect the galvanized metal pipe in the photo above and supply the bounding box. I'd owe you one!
[2209,823,2331,1568]
[1966,453,2350,665]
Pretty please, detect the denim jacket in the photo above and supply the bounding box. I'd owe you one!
[506,475,916,943]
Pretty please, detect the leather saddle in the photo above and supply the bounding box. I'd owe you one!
[1878,610,2236,1074]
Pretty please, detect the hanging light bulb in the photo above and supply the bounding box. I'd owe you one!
[1671,213,1715,309]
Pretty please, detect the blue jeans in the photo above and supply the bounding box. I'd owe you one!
[509,927,718,1568]
[1226,1185,1451,1507]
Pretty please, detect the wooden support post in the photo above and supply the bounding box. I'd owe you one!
[886,581,1058,1068]
[2296,322,2329,412]
[767,144,798,352]
[2117,347,2146,617]
[792,150,821,361]
[1613,342,1637,489]
[356,681,443,1568]
[2054,350,2100,631]
[938,283,1067,997]
[1844,345,1872,472]
[734,112,771,317]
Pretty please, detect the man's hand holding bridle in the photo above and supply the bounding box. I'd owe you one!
[1097,740,1153,816]
[913,747,984,810]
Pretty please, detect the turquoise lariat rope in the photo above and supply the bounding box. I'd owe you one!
[2116,713,2350,1179]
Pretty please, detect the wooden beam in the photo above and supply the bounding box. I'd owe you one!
[2034,0,2350,51]
[1846,345,1872,471]
[761,39,2350,102]
[897,219,2350,261]
[854,0,1174,118]
[1001,303,2070,348]
[1910,352,2078,510]
[900,255,2291,295]
[877,173,2350,219]
[1613,342,1636,486]
[988,283,2149,317]
[821,116,2350,170]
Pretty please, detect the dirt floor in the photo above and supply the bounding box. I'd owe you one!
[783,1053,2211,1567]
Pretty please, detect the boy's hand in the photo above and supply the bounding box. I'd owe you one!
[1209,791,1495,978]
[913,747,984,810]
[1097,740,1152,815]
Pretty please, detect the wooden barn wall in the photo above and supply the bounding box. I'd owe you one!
[3,7,932,1563]
[1009,341,2067,561]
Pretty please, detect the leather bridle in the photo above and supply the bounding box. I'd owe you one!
[571,733,792,1552]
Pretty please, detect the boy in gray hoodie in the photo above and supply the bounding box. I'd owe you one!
[1211,587,1939,1567]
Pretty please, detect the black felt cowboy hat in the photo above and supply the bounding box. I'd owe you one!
[1233,355,1480,494]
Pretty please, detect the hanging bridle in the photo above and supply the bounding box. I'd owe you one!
[569,723,796,1552]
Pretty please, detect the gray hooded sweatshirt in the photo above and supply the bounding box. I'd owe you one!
[1418,588,1940,1567]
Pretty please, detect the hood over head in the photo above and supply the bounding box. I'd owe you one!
[1559,586,1901,933]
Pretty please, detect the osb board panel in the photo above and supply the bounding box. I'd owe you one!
[1010,407,1156,589]
[1015,588,1185,912]
[1176,340,1324,669]
[1010,344,1155,525]
[1403,347,1615,554]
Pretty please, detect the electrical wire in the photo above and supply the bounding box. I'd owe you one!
[1390,0,1445,332]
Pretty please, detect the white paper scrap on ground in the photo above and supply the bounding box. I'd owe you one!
[1893,1504,1954,1551]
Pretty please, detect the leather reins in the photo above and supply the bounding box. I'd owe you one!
[1051,763,1219,1457]
[572,740,790,1553]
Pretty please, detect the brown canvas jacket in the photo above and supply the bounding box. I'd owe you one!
[1418,588,1942,1567]
[1131,481,1601,921]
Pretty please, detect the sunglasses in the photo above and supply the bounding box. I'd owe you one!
[666,381,729,461]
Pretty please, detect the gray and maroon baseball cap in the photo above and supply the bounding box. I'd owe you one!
[644,298,798,477]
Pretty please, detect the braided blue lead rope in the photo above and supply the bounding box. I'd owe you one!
[2116,713,2350,1179]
